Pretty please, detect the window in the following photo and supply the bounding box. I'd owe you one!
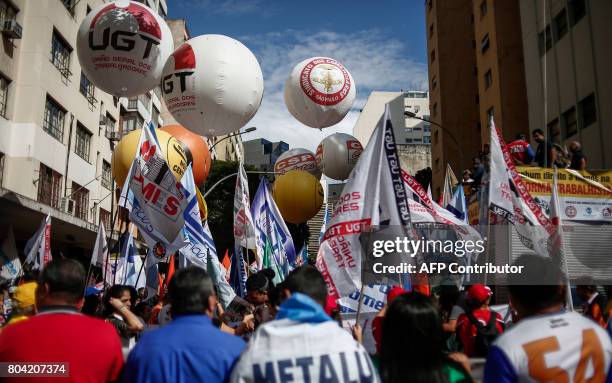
[569,0,586,26]
[152,105,160,128]
[37,163,62,209]
[431,75,437,89]
[99,208,111,231]
[50,30,72,76]
[430,49,436,62]
[75,123,92,161]
[433,103,437,117]
[578,93,597,128]
[547,118,560,143]
[0,0,18,23]
[481,33,490,53]
[62,0,75,14]
[487,106,495,125]
[413,127,422,131]
[86,5,91,15]
[424,125,431,132]
[101,160,112,189]
[405,138,413,143]
[121,112,144,135]
[480,0,487,18]
[484,69,493,89]
[539,25,553,55]
[106,113,116,133]
[429,23,434,38]
[405,127,413,132]
[562,106,577,138]
[0,74,9,117]
[43,96,66,141]
[554,9,568,41]
[72,182,89,221]
[423,136,431,144]
[138,92,151,113]
[79,72,96,104]
[422,115,430,121]
[414,138,422,142]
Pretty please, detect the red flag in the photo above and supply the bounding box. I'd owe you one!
[222,249,231,270]
[166,254,176,285]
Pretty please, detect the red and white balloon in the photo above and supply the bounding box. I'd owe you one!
[161,34,264,137]
[77,0,173,97]
[274,148,321,179]
[284,57,356,129]
[316,133,363,180]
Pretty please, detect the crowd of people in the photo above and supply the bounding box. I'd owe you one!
[1,253,612,382]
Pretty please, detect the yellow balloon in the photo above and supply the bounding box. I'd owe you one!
[111,129,190,188]
[273,170,324,224]
[196,187,208,221]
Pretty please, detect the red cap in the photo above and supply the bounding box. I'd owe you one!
[467,284,492,304]
[324,296,339,316]
[387,286,407,303]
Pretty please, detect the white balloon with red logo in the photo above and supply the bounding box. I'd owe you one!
[161,34,264,137]
[316,133,363,180]
[274,148,322,179]
[284,57,356,129]
[76,0,173,97]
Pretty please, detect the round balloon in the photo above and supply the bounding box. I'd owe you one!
[316,133,363,180]
[273,170,324,224]
[161,34,264,136]
[284,57,356,129]
[274,148,321,179]
[111,129,190,188]
[76,0,173,97]
[160,124,211,186]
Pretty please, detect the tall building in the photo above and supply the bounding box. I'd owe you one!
[426,0,529,198]
[519,0,611,168]
[243,138,289,173]
[0,0,167,259]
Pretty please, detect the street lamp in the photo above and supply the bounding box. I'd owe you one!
[404,111,465,169]
[209,126,257,153]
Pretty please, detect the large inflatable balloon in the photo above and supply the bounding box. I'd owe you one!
[273,170,324,224]
[284,57,356,129]
[316,133,363,180]
[77,0,173,97]
[160,124,211,186]
[111,129,190,188]
[161,34,264,137]
[274,148,321,179]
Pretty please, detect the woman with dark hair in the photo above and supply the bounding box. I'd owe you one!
[103,285,144,349]
[380,292,472,383]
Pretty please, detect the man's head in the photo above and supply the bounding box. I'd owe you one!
[532,129,545,143]
[473,157,481,168]
[516,133,527,141]
[168,266,216,317]
[467,284,492,308]
[507,254,566,318]
[575,276,597,302]
[282,265,328,306]
[36,259,86,308]
[246,269,274,305]
[569,141,581,153]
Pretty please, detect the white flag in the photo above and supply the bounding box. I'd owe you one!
[550,166,573,310]
[91,224,108,267]
[316,104,413,302]
[0,226,22,280]
[24,214,52,270]
[233,157,256,250]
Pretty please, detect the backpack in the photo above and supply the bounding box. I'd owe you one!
[466,309,500,357]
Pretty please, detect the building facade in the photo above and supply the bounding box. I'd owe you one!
[0,0,167,259]
[243,138,289,173]
[519,0,611,169]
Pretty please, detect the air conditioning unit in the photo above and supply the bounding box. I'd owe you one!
[105,128,121,142]
[2,20,22,39]
[99,115,107,125]
[61,197,75,215]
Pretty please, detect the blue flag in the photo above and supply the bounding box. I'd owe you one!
[446,185,468,223]
[230,245,247,298]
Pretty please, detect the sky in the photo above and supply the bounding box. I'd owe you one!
[169,0,429,152]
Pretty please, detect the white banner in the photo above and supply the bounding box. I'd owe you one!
[91,224,108,267]
[24,214,52,270]
[0,226,21,280]
[233,158,256,250]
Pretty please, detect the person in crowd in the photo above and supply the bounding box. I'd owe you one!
[456,284,504,357]
[230,265,379,382]
[0,259,124,382]
[123,267,245,383]
[4,280,37,326]
[103,284,144,348]
[0,279,10,327]
[471,158,485,188]
[506,134,535,165]
[576,276,608,328]
[532,129,557,168]
[380,292,472,383]
[371,286,407,355]
[484,254,612,382]
[245,268,276,327]
[461,170,474,185]
[569,141,587,171]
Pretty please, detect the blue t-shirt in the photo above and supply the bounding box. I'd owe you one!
[122,314,245,383]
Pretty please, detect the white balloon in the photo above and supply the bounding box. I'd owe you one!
[76,0,173,97]
[274,148,322,179]
[161,35,264,137]
[284,57,356,129]
[316,133,363,180]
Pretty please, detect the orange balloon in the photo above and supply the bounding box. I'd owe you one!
[161,124,211,186]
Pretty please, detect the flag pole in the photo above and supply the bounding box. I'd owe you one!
[133,250,148,289]
[354,284,366,325]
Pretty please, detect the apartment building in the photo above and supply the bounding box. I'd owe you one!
[0,0,167,259]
